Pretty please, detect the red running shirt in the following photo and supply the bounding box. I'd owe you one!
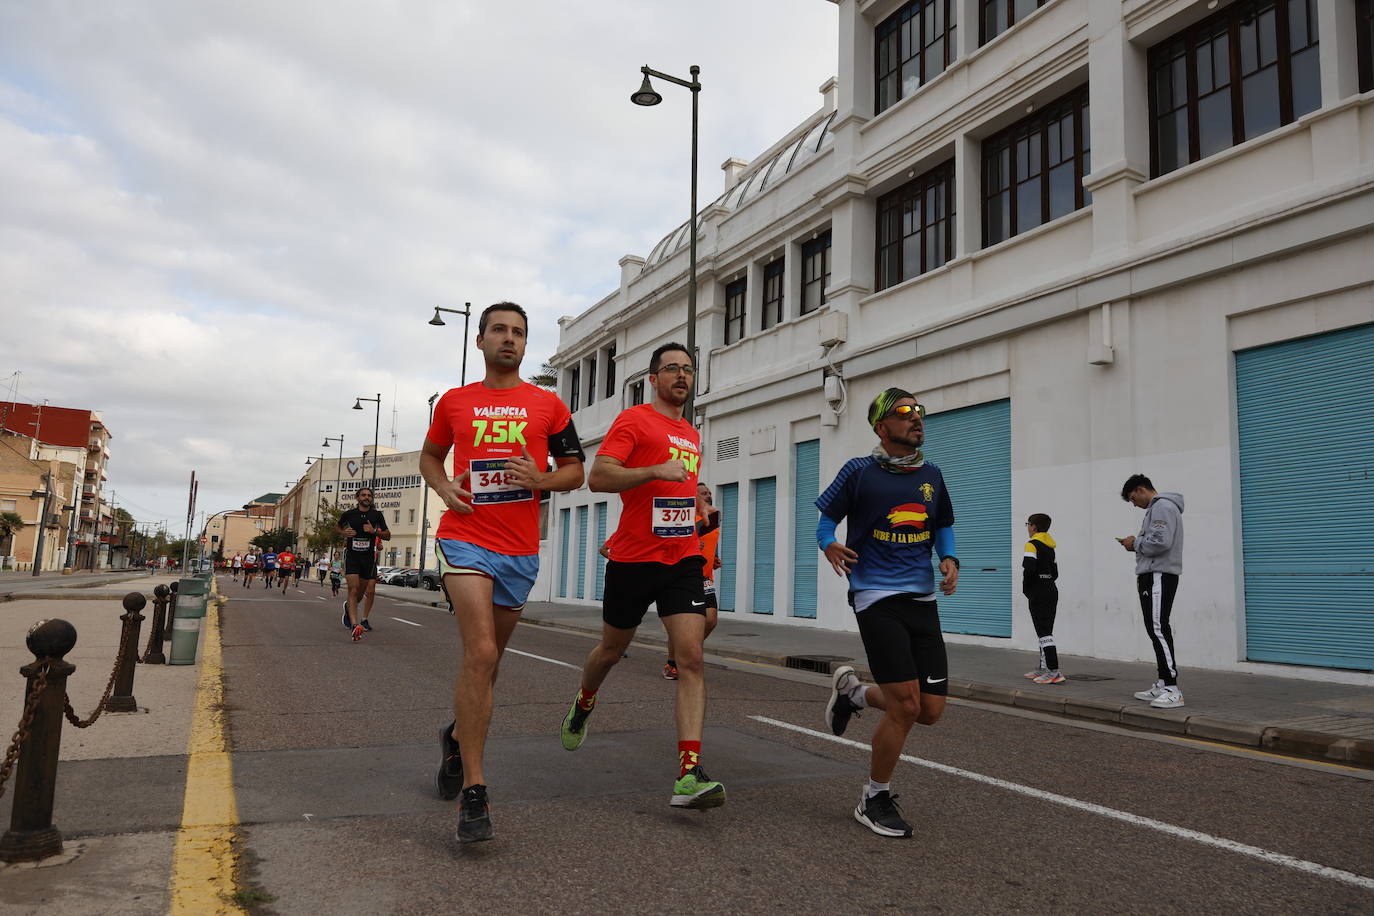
[600,405,701,564]
[278,551,296,570]
[426,381,580,556]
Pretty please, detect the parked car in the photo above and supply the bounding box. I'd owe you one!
[380,567,417,585]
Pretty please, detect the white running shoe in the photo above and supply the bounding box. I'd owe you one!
[1024,668,1046,680]
[1133,681,1167,701]
[1149,687,1185,709]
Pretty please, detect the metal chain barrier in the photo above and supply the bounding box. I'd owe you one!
[0,663,51,801]
[63,621,133,729]
[138,612,161,663]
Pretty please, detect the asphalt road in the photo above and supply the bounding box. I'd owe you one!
[23,575,1374,915]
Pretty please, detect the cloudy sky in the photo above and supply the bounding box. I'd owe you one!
[0,1,838,532]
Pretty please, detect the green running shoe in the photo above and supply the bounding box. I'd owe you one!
[670,765,726,809]
[561,696,593,751]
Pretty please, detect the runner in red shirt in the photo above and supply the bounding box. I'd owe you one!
[559,341,725,811]
[420,301,585,844]
[277,550,296,594]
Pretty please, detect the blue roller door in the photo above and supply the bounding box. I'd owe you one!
[558,507,571,598]
[752,477,777,614]
[718,484,739,611]
[1237,323,1374,671]
[793,440,820,618]
[575,505,588,599]
[594,502,608,601]
[923,399,1012,637]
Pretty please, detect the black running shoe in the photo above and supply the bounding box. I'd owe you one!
[456,784,493,843]
[436,722,463,800]
[825,665,864,736]
[361,619,372,631]
[342,604,351,628]
[854,789,912,838]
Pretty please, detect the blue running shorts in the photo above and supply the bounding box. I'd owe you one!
[435,540,539,610]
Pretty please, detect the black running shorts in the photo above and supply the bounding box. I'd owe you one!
[855,595,949,693]
[344,553,378,580]
[603,556,707,630]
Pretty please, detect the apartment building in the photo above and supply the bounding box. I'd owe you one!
[546,0,1374,680]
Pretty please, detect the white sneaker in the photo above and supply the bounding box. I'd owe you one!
[1024,668,1046,680]
[1149,688,1185,709]
[1133,681,1166,701]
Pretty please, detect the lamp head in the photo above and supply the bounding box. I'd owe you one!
[321,439,331,448]
[631,73,662,107]
[352,399,363,410]
[428,308,446,326]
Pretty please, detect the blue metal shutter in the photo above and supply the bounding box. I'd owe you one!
[575,505,588,599]
[922,399,1012,636]
[594,502,608,600]
[793,440,820,618]
[718,484,739,610]
[558,508,571,599]
[752,477,777,614]
[1236,323,1374,671]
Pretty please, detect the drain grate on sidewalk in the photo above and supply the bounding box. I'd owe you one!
[784,655,852,675]
[1065,674,1115,682]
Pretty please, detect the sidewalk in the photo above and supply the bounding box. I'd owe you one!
[508,599,1374,768]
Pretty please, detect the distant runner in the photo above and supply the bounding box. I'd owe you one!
[338,487,389,640]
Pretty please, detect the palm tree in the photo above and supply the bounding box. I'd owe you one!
[0,510,25,559]
[527,360,557,389]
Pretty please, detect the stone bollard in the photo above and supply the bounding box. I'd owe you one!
[163,581,178,642]
[0,619,78,863]
[143,584,169,665]
[106,593,146,713]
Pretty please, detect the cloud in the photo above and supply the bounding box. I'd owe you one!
[0,0,837,526]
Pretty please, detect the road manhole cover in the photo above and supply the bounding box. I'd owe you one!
[784,655,852,675]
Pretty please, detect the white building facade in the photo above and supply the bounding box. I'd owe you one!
[546,0,1374,683]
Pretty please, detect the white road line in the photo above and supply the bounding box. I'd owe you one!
[504,648,580,670]
[316,596,325,601]
[751,715,1374,892]
[390,617,423,627]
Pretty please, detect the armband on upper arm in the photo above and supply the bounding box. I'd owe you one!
[549,420,586,461]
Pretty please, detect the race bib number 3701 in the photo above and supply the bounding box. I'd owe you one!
[470,458,533,505]
[651,496,695,538]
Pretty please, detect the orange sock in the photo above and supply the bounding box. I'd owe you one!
[576,687,597,711]
[678,740,701,777]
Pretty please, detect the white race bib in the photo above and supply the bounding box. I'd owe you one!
[350,538,372,551]
[703,580,716,596]
[470,458,533,505]
[651,496,695,537]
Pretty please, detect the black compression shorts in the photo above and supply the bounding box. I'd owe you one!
[344,553,378,580]
[855,595,949,693]
[602,556,707,630]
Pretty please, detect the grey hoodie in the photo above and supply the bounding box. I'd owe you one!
[1133,492,1185,576]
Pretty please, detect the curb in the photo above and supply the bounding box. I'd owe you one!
[517,611,1371,770]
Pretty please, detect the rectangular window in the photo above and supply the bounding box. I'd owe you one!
[1360,0,1374,93]
[761,260,785,330]
[630,380,645,406]
[409,509,415,524]
[604,343,617,399]
[876,160,956,291]
[981,0,1050,46]
[1149,0,1320,177]
[875,0,958,115]
[725,278,748,345]
[586,357,596,406]
[393,510,400,523]
[800,232,831,315]
[0,499,16,511]
[569,366,580,412]
[983,85,1090,247]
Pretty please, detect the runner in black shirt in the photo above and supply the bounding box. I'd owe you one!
[337,486,390,640]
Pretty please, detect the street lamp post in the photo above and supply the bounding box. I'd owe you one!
[417,391,439,584]
[322,435,345,507]
[632,63,701,420]
[428,303,473,386]
[29,475,51,577]
[352,394,381,486]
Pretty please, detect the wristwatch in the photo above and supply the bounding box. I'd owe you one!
[944,556,960,570]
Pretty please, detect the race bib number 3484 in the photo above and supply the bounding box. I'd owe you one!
[470,458,533,504]
[651,496,695,538]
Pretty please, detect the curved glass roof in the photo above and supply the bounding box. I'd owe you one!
[642,109,837,268]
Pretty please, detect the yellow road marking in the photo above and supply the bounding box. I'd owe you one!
[168,581,241,913]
